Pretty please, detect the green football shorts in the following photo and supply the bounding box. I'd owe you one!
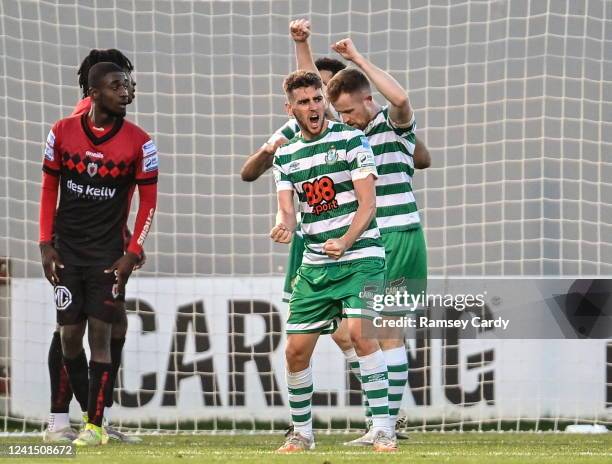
[286,259,386,334]
[380,226,428,316]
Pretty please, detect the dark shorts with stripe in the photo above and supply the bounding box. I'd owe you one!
[54,265,121,326]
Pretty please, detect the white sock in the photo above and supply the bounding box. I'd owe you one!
[383,346,409,424]
[342,348,361,379]
[287,367,313,440]
[359,350,392,435]
[48,412,70,432]
[104,406,112,424]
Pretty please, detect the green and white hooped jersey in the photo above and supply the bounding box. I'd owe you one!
[365,106,420,232]
[273,120,384,266]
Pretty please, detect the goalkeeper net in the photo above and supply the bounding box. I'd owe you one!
[0,0,610,432]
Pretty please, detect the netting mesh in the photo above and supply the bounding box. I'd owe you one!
[0,0,610,433]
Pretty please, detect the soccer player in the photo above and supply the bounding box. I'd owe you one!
[43,49,142,444]
[242,20,430,441]
[327,38,428,445]
[39,62,158,446]
[272,70,396,453]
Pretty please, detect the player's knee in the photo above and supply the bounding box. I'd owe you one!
[379,337,405,351]
[60,325,84,358]
[331,329,353,351]
[284,343,310,372]
[87,317,112,360]
[111,310,128,339]
[350,331,379,356]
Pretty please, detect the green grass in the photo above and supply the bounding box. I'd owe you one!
[0,433,610,463]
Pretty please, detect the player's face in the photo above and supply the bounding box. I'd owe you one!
[331,91,371,130]
[287,86,327,139]
[97,72,129,118]
[125,71,136,104]
[319,70,333,86]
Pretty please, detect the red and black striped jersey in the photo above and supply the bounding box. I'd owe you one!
[42,113,158,266]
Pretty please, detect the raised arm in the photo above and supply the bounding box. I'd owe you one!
[331,38,413,125]
[290,19,317,73]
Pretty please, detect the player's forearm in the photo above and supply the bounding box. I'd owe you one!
[341,192,376,249]
[295,40,317,73]
[240,146,274,182]
[127,183,157,256]
[352,55,412,118]
[39,172,59,243]
[276,205,297,231]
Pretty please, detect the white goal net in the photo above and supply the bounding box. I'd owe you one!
[0,0,610,433]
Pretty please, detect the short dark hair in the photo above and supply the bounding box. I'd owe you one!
[315,57,346,77]
[283,70,322,98]
[78,49,134,97]
[326,68,371,103]
[87,62,125,92]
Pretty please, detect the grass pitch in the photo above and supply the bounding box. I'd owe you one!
[0,432,610,463]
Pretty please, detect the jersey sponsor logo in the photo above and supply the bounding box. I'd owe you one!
[85,150,104,159]
[142,140,159,173]
[325,146,338,165]
[137,208,155,246]
[143,140,157,157]
[66,179,116,199]
[87,162,98,177]
[44,130,55,161]
[357,151,375,170]
[386,277,407,294]
[54,286,72,311]
[302,176,338,216]
[360,136,371,150]
[144,155,158,173]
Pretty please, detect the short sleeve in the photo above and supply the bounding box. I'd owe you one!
[42,122,61,176]
[135,135,159,185]
[272,155,293,192]
[266,119,299,146]
[386,106,416,139]
[345,130,378,182]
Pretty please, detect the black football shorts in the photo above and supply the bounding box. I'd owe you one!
[54,265,121,325]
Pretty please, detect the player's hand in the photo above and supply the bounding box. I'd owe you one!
[39,243,63,285]
[290,19,311,43]
[133,249,146,271]
[331,38,362,62]
[104,252,140,300]
[263,136,288,156]
[323,238,348,260]
[124,228,146,270]
[270,223,293,243]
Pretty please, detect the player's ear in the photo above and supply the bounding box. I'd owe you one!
[284,101,293,117]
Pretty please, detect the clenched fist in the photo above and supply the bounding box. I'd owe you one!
[323,238,348,260]
[270,223,293,243]
[331,38,362,62]
[290,18,311,43]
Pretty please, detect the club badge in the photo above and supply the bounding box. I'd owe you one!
[87,162,98,177]
[325,146,338,165]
